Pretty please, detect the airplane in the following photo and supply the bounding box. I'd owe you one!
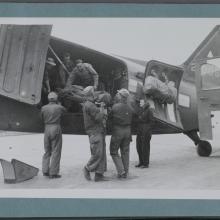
[0,24,219,157]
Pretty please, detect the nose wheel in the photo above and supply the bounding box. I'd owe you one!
[196,140,212,157]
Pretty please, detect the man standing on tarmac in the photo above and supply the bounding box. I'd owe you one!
[135,99,154,168]
[110,89,133,179]
[40,92,66,179]
[82,86,108,182]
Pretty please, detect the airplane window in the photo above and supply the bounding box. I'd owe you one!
[201,58,220,90]
[178,93,190,108]
[128,79,138,93]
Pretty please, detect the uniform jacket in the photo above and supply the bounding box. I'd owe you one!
[41,103,66,125]
[111,102,133,126]
[136,105,154,124]
[83,100,106,135]
[66,63,99,88]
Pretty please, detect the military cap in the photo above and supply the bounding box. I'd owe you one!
[75,59,83,64]
[63,52,71,58]
[48,92,58,101]
[117,88,130,98]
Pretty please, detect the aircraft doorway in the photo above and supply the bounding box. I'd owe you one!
[44,37,129,115]
[143,60,184,131]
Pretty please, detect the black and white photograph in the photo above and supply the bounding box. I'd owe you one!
[0,18,220,198]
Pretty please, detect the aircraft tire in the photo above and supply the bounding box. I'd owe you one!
[197,140,212,157]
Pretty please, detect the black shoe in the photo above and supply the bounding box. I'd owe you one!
[43,172,49,177]
[135,164,142,168]
[141,165,149,168]
[117,172,127,179]
[49,174,62,179]
[83,166,91,181]
[94,173,109,182]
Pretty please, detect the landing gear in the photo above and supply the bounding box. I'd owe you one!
[184,130,212,157]
[196,140,212,157]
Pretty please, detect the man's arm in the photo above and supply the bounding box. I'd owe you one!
[88,103,104,123]
[65,71,76,88]
[59,65,67,88]
[86,64,99,89]
[148,108,155,126]
[43,71,51,93]
[40,108,44,121]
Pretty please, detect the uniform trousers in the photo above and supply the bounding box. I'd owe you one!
[42,124,62,175]
[110,125,131,175]
[136,124,151,166]
[86,132,107,174]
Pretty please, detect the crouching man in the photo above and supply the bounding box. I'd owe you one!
[82,86,108,182]
[40,92,66,178]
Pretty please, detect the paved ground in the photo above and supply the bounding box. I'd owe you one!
[0,122,220,191]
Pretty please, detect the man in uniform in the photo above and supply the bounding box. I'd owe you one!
[42,57,56,104]
[110,89,133,179]
[135,99,154,168]
[58,52,75,89]
[66,59,99,90]
[82,86,108,182]
[40,92,66,178]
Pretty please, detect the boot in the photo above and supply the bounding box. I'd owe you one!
[83,166,91,181]
[94,173,108,182]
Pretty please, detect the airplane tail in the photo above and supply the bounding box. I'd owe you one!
[183,25,220,67]
[183,25,220,140]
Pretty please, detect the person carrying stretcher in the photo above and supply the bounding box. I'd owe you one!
[66,59,99,90]
[143,67,177,104]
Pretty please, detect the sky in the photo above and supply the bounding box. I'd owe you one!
[0,18,220,66]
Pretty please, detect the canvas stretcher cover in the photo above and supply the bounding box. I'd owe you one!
[143,76,177,104]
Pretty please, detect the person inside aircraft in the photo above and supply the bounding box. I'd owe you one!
[111,67,128,95]
[41,57,57,104]
[65,59,99,90]
[58,52,75,89]
[149,67,160,79]
[143,67,177,104]
[56,59,99,112]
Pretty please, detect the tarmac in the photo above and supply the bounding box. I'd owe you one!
[0,121,220,192]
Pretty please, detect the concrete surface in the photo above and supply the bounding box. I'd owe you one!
[0,124,220,190]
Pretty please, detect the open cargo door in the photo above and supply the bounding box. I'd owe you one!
[0,25,52,104]
[144,60,184,132]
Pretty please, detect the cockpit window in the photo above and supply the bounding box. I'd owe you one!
[201,58,220,90]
